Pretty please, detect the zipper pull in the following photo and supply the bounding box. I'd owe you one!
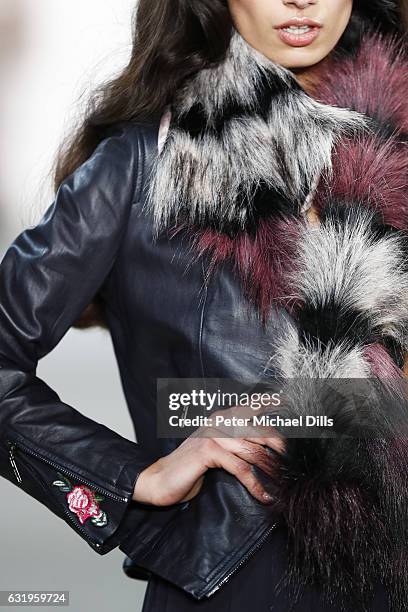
[8,442,22,484]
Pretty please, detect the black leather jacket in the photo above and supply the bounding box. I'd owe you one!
[0,116,287,600]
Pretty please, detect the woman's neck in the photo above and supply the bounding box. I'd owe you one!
[291,54,333,95]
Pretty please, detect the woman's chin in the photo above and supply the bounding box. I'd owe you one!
[272,46,328,70]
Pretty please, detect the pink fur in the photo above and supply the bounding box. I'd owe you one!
[314,33,408,133]
[315,134,408,229]
[363,343,404,378]
[191,217,302,322]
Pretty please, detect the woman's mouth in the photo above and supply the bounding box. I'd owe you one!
[274,18,322,48]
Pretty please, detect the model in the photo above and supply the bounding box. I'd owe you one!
[0,1,407,611]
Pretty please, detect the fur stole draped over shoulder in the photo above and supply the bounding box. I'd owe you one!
[144,27,408,611]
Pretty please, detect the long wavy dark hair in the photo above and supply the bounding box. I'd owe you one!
[57,0,405,330]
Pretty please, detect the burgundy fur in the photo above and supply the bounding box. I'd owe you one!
[313,33,408,133]
[190,216,302,322]
[314,134,408,229]
[313,33,408,230]
[363,343,405,378]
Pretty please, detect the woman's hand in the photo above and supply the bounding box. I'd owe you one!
[132,406,285,506]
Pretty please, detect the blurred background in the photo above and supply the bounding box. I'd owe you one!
[0,1,147,610]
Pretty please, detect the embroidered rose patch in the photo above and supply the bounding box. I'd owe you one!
[52,473,108,527]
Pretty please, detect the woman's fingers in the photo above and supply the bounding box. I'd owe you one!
[196,426,284,477]
[134,429,284,506]
[245,436,286,454]
[214,437,277,478]
[206,441,273,504]
[203,406,286,455]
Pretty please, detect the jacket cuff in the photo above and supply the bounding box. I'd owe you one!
[2,436,157,555]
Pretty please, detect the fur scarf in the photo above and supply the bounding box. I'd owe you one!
[144,27,408,611]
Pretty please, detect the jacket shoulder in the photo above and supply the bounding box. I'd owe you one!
[107,115,160,160]
[104,115,160,205]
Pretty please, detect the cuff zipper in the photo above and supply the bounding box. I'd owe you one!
[8,442,22,484]
[7,438,129,502]
[7,438,131,552]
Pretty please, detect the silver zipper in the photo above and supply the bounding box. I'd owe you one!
[9,443,22,484]
[7,439,129,502]
[7,438,133,551]
[204,521,278,597]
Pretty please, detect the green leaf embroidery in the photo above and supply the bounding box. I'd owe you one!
[91,511,108,528]
[52,480,67,488]
[52,479,72,492]
[56,472,72,488]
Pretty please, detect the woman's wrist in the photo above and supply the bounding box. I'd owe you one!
[132,460,160,504]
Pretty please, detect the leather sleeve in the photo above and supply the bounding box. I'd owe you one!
[0,122,157,555]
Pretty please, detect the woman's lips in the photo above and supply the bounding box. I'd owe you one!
[274,18,322,48]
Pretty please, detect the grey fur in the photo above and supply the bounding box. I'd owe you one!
[265,317,371,378]
[143,28,367,238]
[172,29,292,120]
[289,208,408,344]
